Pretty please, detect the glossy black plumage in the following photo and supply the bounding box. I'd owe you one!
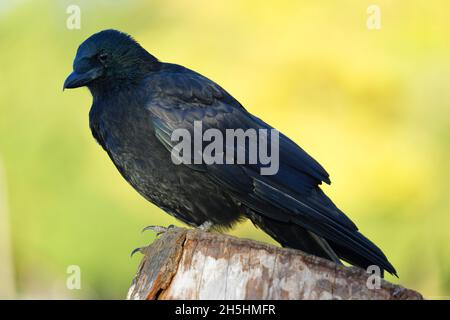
[64,29,397,276]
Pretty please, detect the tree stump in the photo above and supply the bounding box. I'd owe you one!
[127,227,422,300]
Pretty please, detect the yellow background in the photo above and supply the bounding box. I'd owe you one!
[0,0,449,298]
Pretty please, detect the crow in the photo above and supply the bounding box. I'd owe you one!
[64,29,396,276]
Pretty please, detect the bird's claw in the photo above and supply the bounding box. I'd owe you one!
[141,224,176,236]
[132,225,177,257]
[130,246,146,257]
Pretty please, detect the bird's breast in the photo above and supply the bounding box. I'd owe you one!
[90,101,171,185]
[87,97,242,228]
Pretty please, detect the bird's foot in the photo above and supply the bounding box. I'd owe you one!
[130,246,146,257]
[141,224,176,236]
[132,225,177,257]
[198,221,214,232]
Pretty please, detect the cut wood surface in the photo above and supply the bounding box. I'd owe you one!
[127,227,422,300]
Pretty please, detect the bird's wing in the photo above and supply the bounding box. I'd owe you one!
[144,66,395,274]
[147,65,330,181]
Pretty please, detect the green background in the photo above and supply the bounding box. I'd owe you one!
[0,0,449,299]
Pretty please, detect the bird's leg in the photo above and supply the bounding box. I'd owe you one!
[198,221,213,231]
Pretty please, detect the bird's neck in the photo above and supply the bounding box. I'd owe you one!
[90,78,134,100]
[89,77,150,113]
[89,53,161,99]
[89,72,150,102]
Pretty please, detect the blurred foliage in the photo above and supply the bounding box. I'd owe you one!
[0,0,449,299]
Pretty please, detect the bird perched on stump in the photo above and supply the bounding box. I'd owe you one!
[64,29,397,276]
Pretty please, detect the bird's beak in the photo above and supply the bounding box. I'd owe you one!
[63,67,103,90]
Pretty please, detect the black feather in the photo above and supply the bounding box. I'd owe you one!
[66,29,397,276]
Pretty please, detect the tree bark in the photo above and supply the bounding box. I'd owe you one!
[127,227,422,300]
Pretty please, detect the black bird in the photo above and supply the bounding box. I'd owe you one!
[64,29,396,276]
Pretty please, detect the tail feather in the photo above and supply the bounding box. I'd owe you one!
[248,212,397,277]
[249,212,340,263]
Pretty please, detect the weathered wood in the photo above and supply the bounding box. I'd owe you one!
[127,227,422,300]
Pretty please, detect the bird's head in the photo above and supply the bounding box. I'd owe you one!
[64,29,159,91]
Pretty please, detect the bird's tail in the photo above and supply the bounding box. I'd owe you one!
[249,213,342,263]
[249,213,396,278]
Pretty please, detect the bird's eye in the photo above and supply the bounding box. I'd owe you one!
[98,53,108,63]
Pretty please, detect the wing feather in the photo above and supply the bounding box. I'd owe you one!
[143,64,395,274]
